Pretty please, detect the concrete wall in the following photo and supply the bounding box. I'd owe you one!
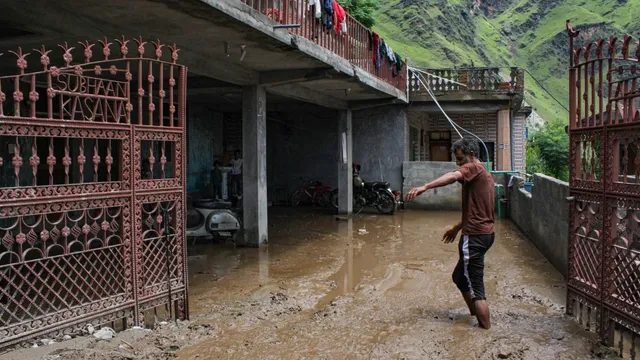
[402,162,462,210]
[401,161,508,211]
[266,108,339,201]
[508,174,569,278]
[353,106,407,191]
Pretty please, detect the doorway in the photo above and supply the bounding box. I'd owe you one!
[428,131,451,161]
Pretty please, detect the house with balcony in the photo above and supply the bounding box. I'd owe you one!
[0,0,531,347]
[0,0,528,241]
[406,67,527,172]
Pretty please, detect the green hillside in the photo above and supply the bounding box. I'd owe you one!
[373,0,640,124]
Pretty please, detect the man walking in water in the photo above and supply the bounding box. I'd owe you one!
[406,138,495,329]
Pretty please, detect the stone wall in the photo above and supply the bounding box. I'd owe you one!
[353,106,407,191]
[508,174,569,278]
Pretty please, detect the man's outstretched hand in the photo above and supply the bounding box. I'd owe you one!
[442,225,461,244]
[406,185,427,201]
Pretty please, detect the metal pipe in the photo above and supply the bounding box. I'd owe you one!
[509,94,515,171]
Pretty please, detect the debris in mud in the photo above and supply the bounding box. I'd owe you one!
[39,339,56,346]
[93,327,116,340]
[590,341,616,358]
[509,288,564,312]
[270,292,288,304]
[359,228,369,235]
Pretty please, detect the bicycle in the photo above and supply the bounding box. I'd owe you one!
[291,179,332,207]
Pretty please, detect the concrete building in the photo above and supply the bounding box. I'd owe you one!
[0,0,530,348]
[0,0,524,247]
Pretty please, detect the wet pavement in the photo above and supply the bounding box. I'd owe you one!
[0,208,614,359]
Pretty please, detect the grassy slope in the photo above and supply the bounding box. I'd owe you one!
[373,0,640,124]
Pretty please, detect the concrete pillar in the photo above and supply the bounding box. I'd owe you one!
[242,86,268,247]
[496,110,512,171]
[338,110,353,214]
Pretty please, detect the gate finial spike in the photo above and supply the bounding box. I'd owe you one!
[608,36,618,58]
[34,45,51,70]
[134,36,147,58]
[115,36,130,58]
[622,34,633,59]
[78,40,95,63]
[58,42,75,67]
[8,47,30,74]
[566,19,580,38]
[168,43,179,64]
[98,37,113,60]
[595,38,604,59]
[152,40,165,60]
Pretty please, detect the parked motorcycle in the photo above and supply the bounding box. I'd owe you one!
[186,195,241,243]
[330,163,398,215]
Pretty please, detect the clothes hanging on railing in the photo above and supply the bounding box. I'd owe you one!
[322,0,334,30]
[372,32,380,69]
[308,0,322,19]
[394,52,403,72]
[333,1,346,35]
[385,44,396,64]
[368,31,374,51]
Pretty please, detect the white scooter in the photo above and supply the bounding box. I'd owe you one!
[186,195,241,244]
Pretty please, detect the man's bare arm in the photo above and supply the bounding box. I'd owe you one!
[406,171,463,201]
[424,171,463,191]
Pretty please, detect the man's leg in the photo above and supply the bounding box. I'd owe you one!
[463,234,494,330]
[452,247,475,316]
[461,291,476,316]
[473,300,490,329]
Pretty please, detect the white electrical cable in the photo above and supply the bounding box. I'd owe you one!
[410,67,491,165]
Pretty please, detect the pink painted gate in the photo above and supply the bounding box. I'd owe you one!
[0,37,188,348]
[566,20,640,357]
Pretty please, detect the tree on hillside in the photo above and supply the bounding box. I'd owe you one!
[527,120,569,181]
[337,0,378,28]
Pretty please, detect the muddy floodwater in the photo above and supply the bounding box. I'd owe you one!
[0,208,615,359]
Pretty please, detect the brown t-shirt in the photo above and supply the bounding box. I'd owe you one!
[458,162,495,235]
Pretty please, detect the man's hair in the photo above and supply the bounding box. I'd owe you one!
[451,138,479,156]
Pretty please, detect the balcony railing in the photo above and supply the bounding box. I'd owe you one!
[409,67,524,96]
[239,0,407,94]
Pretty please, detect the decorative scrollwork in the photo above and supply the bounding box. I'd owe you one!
[0,37,187,348]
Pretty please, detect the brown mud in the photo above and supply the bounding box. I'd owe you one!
[0,208,615,360]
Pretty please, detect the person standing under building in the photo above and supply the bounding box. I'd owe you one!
[405,138,495,329]
[229,150,243,197]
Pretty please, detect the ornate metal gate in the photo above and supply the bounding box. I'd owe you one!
[0,37,188,348]
[567,21,640,356]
